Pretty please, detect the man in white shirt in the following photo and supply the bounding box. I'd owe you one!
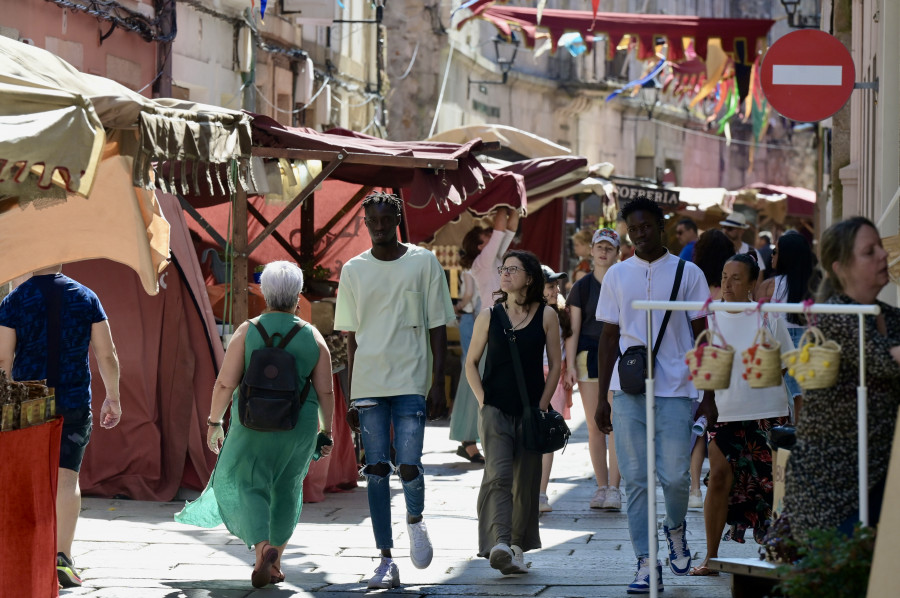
[595,196,713,594]
[334,191,455,590]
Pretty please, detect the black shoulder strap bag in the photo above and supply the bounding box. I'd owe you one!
[494,304,570,454]
[617,258,685,395]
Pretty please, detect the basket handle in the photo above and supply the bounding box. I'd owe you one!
[751,324,778,349]
[694,327,728,351]
[798,326,827,347]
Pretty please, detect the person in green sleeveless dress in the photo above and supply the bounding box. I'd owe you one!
[175,261,335,588]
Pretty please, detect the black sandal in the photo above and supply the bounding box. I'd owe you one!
[456,444,485,464]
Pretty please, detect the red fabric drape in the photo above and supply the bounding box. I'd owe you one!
[72,193,223,501]
[516,197,565,270]
[188,181,374,286]
[302,374,358,502]
[0,418,62,598]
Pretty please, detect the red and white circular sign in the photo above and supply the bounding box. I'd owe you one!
[760,29,856,123]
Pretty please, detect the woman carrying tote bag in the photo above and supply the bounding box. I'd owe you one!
[465,250,561,576]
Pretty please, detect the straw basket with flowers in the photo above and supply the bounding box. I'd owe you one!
[686,328,734,390]
[781,326,841,390]
[742,324,784,388]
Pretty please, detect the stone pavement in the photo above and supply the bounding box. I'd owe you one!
[64,397,759,597]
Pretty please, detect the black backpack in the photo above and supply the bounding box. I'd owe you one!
[237,319,311,432]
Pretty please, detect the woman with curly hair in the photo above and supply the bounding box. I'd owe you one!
[466,250,561,576]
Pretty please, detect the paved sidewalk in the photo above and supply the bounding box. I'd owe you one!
[64,398,757,597]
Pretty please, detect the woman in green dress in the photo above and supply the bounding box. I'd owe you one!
[175,261,335,588]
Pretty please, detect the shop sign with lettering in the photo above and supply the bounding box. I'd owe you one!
[617,183,680,207]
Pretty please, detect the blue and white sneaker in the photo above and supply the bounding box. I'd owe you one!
[627,557,664,594]
[664,520,692,575]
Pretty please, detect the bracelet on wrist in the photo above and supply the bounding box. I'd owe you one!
[207,417,223,427]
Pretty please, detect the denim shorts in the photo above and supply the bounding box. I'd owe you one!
[58,405,93,472]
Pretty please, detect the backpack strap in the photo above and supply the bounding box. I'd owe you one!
[249,318,305,348]
[276,323,305,349]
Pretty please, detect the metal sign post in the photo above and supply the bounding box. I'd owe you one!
[631,300,879,598]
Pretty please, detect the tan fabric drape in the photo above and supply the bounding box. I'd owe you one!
[0,145,170,295]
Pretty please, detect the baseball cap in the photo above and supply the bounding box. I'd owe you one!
[541,265,568,283]
[592,227,620,248]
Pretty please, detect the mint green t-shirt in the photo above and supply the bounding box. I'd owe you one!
[334,244,455,399]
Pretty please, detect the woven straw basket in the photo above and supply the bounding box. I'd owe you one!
[686,329,734,390]
[742,326,783,388]
[781,326,841,390]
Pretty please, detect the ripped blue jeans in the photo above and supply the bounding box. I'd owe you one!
[355,394,426,549]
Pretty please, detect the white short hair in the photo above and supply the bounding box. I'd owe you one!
[259,261,304,311]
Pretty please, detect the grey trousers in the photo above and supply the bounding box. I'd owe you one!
[476,404,542,557]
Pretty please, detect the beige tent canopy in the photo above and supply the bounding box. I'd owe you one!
[0,37,253,295]
[428,124,572,159]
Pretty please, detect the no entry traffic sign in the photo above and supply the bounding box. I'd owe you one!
[760,29,856,122]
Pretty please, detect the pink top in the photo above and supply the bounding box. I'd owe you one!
[471,229,515,313]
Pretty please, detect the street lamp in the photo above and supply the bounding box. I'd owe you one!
[638,79,661,120]
[467,33,520,98]
[780,0,821,29]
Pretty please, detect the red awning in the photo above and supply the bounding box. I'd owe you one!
[405,169,525,244]
[404,155,588,243]
[460,4,774,62]
[247,119,490,211]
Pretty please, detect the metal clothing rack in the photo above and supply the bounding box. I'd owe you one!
[630,300,880,598]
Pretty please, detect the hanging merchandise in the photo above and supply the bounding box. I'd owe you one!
[742,323,783,388]
[0,369,55,432]
[782,327,841,390]
[685,328,734,391]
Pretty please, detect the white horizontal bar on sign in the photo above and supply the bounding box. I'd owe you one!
[772,65,843,86]
[631,300,880,315]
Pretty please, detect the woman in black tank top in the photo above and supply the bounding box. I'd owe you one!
[464,250,561,575]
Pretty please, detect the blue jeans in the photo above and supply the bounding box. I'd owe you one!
[784,327,804,403]
[356,394,427,549]
[613,391,693,559]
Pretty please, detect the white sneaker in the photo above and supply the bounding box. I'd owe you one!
[489,543,514,574]
[664,521,692,576]
[589,486,608,509]
[602,486,622,510]
[538,493,552,513]
[367,557,400,589]
[509,545,529,574]
[688,489,703,509]
[407,519,433,569]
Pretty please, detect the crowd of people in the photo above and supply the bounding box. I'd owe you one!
[6,188,899,594]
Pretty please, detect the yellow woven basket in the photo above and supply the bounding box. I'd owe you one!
[742,326,783,389]
[686,329,734,390]
[781,326,841,390]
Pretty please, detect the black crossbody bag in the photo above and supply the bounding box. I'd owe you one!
[494,304,571,454]
[617,259,685,395]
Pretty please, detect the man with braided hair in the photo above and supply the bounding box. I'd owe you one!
[335,191,454,589]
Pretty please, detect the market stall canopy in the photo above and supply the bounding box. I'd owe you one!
[749,182,815,219]
[0,36,253,201]
[406,169,526,244]
[244,119,491,212]
[459,3,774,61]
[428,124,571,159]
[406,155,593,243]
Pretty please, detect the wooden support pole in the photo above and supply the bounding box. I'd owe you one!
[300,193,315,266]
[247,202,305,264]
[232,188,249,325]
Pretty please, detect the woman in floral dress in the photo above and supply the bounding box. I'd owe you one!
[784,217,900,538]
